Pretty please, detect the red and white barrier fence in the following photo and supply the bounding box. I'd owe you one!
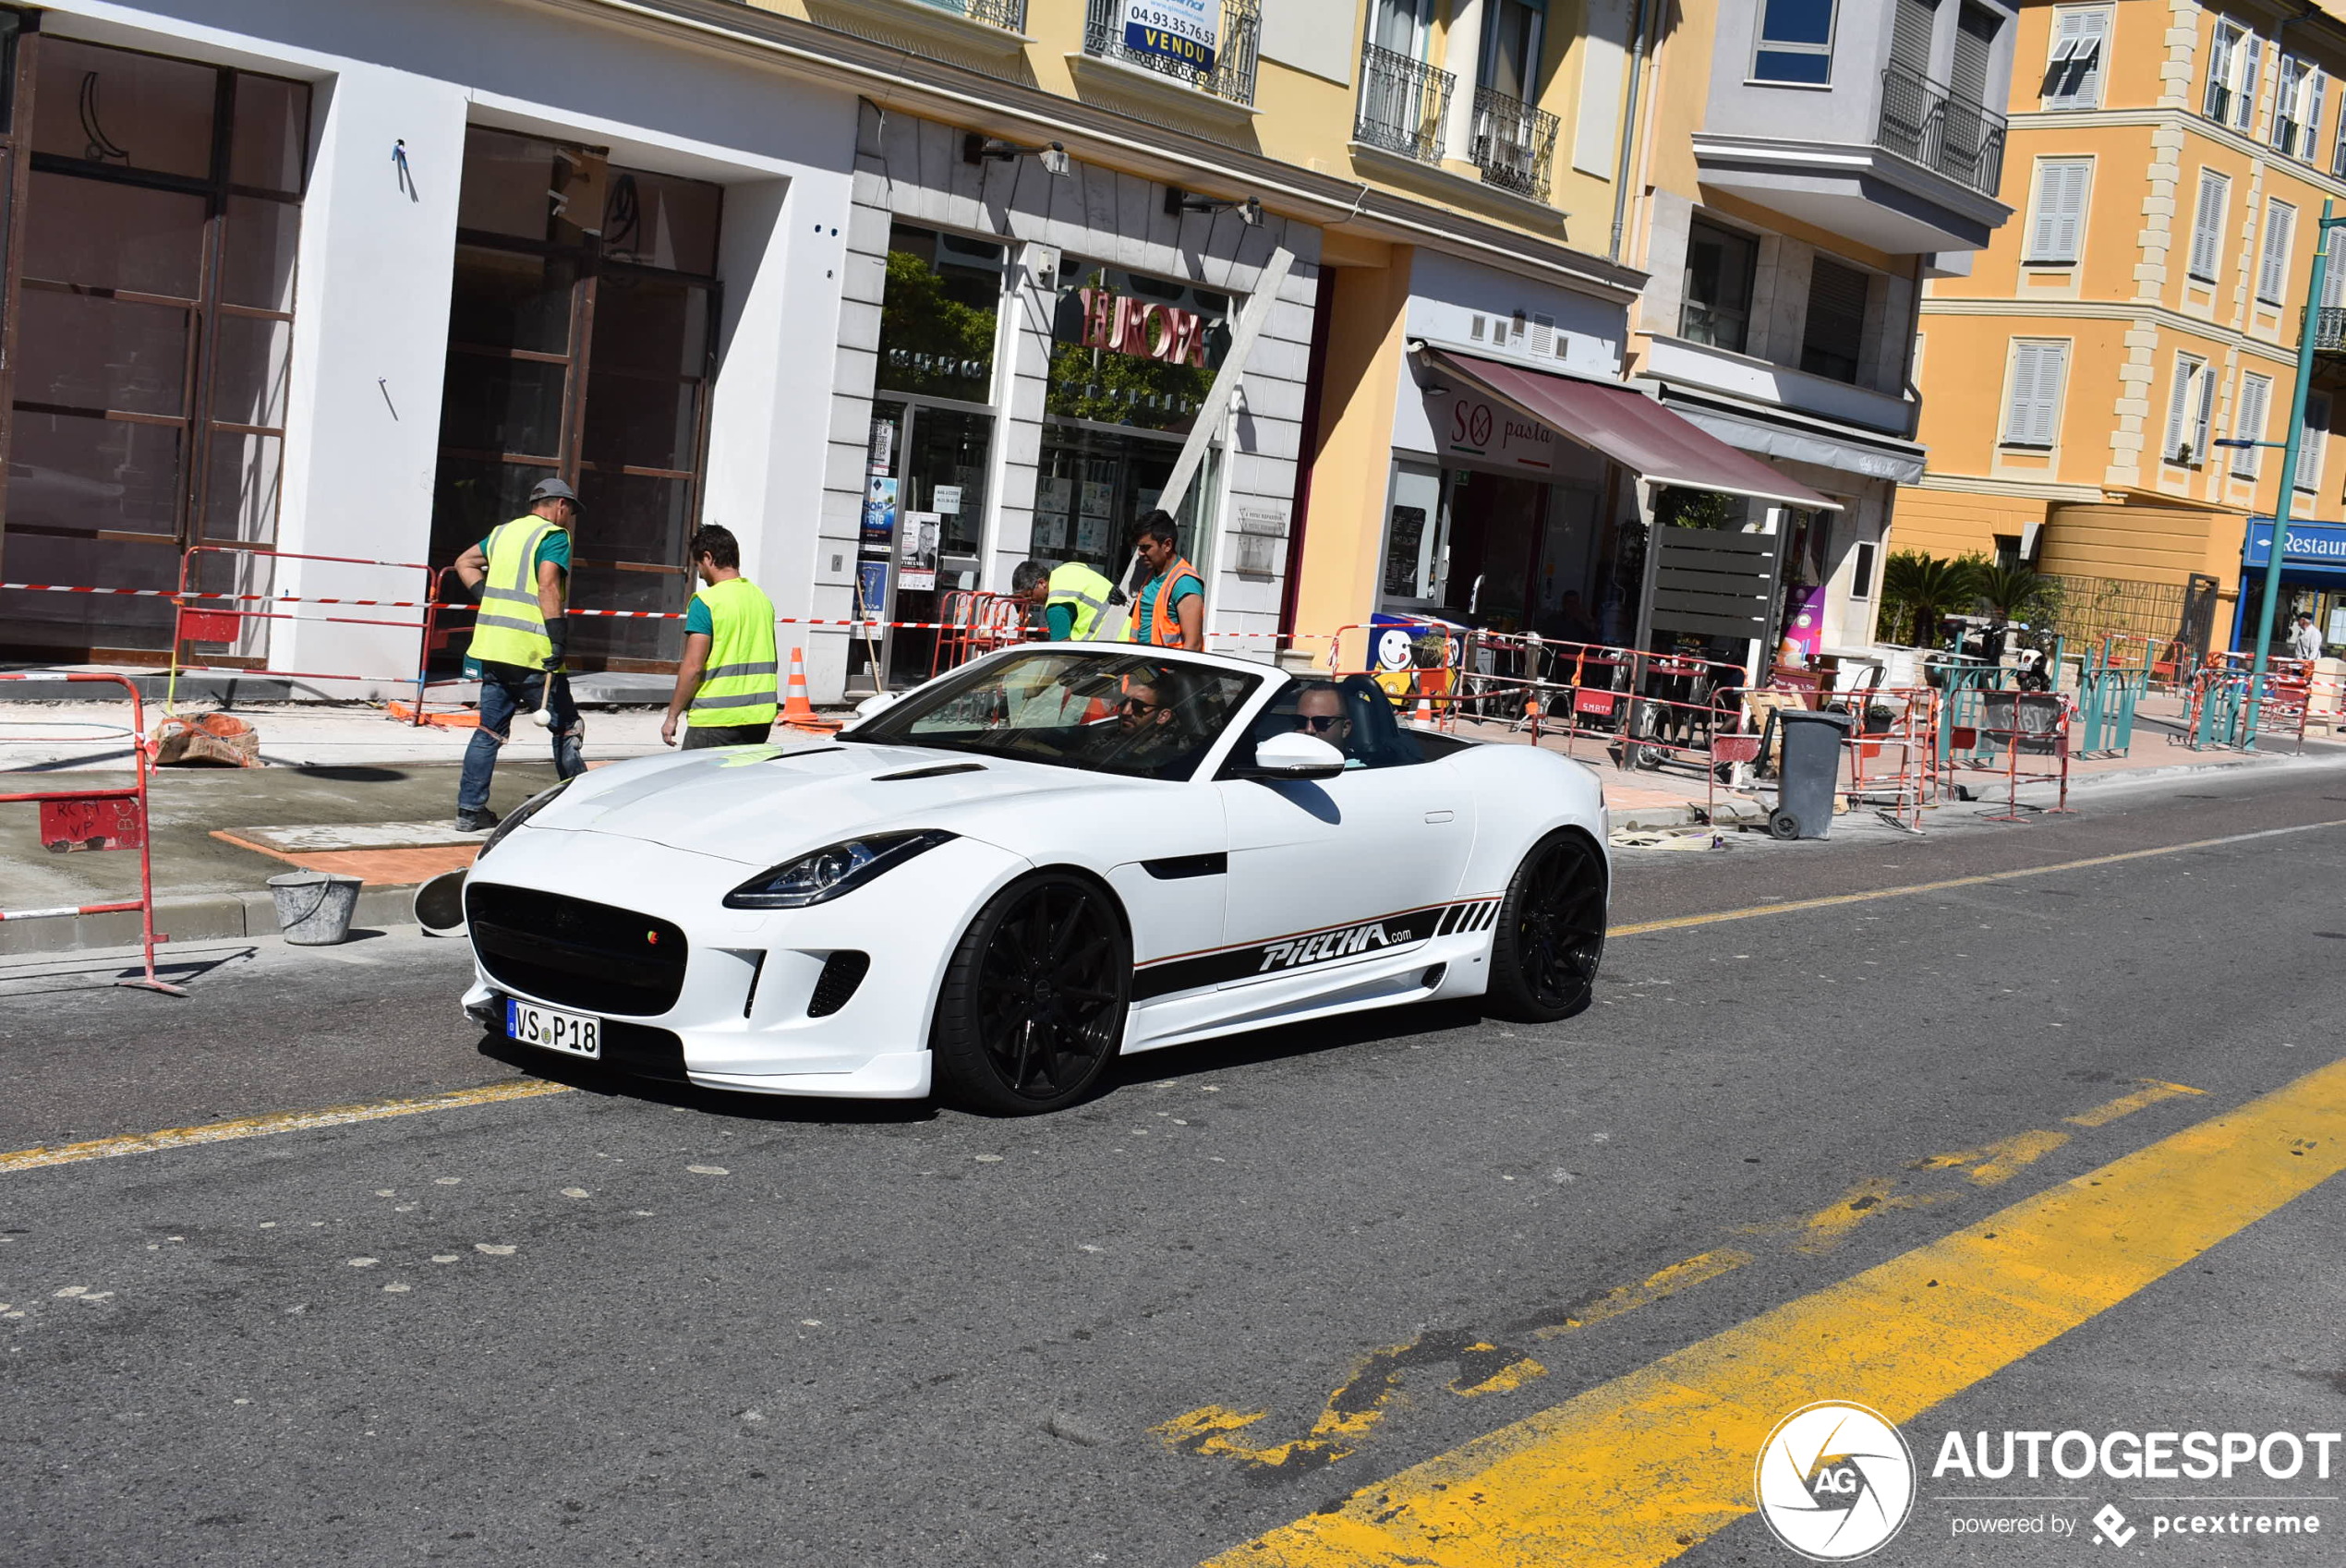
[0,671,184,995]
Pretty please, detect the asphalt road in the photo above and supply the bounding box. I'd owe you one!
[5,758,2346,1567]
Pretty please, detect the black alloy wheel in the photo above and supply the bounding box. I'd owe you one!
[1486,830,1607,1022]
[931,872,1131,1114]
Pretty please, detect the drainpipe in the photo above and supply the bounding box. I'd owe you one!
[1607,0,1651,262]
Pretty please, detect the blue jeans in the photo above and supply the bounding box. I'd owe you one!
[457,662,585,814]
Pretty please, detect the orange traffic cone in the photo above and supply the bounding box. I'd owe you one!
[1412,688,1433,727]
[779,646,839,731]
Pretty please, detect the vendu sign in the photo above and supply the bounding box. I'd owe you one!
[2243,517,2346,568]
[1121,0,1220,71]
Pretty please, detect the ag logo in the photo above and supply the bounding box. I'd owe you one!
[1754,1401,1916,1562]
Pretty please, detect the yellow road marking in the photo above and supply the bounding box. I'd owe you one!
[1791,1176,1954,1256]
[1527,1248,1751,1340]
[1206,1055,2346,1568]
[2066,1077,2205,1128]
[0,1079,574,1175]
[1610,818,2346,939]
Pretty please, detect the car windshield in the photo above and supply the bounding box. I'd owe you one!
[844,648,1264,779]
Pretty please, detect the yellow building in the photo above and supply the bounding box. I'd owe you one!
[1906,0,2346,655]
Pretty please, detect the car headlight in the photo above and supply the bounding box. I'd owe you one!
[478,779,574,860]
[722,830,955,910]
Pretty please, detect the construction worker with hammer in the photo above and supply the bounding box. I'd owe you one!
[660,524,780,748]
[450,477,588,834]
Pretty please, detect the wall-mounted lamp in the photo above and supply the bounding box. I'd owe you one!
[962,133,1071,176]
[1164,187,1262,227]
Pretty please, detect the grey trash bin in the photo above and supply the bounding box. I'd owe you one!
[1765,707,1856,841]
[267,870,363,945]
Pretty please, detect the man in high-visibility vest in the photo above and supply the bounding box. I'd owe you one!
[451,477,587,833]
[1012,557,1119,641]
[661,524,780,749]
[1127,512,1203,650]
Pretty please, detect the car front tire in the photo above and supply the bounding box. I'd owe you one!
[1485,829,1606,1022]
[930,871,1131,1115]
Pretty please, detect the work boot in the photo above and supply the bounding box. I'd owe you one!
[453,806,501,834]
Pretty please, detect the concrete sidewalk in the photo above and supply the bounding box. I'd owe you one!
[3,691,2340,956]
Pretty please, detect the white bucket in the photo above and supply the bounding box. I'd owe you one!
[266,871,363,946]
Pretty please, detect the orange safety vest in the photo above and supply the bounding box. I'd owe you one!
[1133,557,1202,648]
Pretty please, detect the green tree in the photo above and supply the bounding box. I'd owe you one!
[1974,561,2060,626]
[1880,550,1982,647]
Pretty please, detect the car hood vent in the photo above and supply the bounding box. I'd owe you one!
[873,762,988,781]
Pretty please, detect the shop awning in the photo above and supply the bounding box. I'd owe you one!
[1419,348,1842,512]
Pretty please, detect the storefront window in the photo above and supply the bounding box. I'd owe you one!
[856,225,1008,689]
[428,127,722,671]
[1034,258,1230,586]
[2,34,308,659]
[877,225,1003,404]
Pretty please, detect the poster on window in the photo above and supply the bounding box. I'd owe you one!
[1038,477,1074,516]
[863,476,898,551]
[1384,505,1428,597]
[1081,479,1115,518]
[856,560,890,621]
[1121,0,1219,71]
[899,511,940,591]
[1076,516,1111,554]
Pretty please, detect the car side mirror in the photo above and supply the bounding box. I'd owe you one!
[1236,730,1346,781]
[845,691,901,730]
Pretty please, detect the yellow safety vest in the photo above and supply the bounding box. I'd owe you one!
[1046,561,1115,642]
[469,515,565,669]
[687,575,780,728]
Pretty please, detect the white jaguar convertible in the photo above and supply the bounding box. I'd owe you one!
[461,643,1609,1114]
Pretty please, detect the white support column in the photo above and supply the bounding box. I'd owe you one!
[1440,0,1487,171]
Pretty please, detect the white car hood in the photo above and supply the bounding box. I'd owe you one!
[538,739,1131,865]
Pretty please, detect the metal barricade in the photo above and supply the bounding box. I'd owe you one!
[0,671,184,994]
[169,546,440,720]
[1947,690,2074,821]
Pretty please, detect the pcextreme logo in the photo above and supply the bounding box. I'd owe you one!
[1755,1402,1918,1562]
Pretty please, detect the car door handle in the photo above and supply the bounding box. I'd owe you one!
[1424,810,1456,824]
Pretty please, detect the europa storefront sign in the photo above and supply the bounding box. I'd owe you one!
[1120,0,1220,71]
[2243,517,2346,570]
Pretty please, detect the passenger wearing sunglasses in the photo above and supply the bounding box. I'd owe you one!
[1291,682,1365,769]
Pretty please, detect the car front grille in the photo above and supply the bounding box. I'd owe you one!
[466,883,689,1017]
[807,950,869,1018]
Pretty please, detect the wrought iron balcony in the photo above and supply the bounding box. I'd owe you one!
[917,0,1026,29]
[1082,0,1261,106]
[2316,306,2346,354]
[1877,60,2007,199]
[1470,85,1558,202]
[1355,44,1452,163]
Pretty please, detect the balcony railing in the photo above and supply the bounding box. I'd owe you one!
[1876,60,2007,199]
[1082,0,1261,106]
[1470,85,1558,202]
[2316,306,2346,353]
[1355,44,1453,163]
[913,0,1027,29]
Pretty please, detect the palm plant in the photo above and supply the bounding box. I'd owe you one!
[1880,550,1982,647]
[1975,562,2059,627]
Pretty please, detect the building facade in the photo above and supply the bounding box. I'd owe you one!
[0,0,2022,697]
[1904,0,2346,655]
[1626,0,2019,665]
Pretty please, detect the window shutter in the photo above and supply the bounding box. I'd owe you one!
[2299,392,2329,495]
[2261,200,2296,302]
[2193,365,2215,453]
[2238,34,2264,129]
[2028,161,2090,261]
[2233,374,2273,476]
[2164,357,2203,461]
[2190,172,2229,281]
[1893,0,1938,77]
[2324,239,2346,309]
[2309,71,2328,159]
[2206,24,2234,119]
[2005,341,2064,446]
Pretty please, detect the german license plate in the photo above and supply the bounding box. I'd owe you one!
[505,998,599,1058]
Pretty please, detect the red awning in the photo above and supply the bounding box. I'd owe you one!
[1421,348,1842,512]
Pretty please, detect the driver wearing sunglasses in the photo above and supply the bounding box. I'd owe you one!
[1291,682,1363,767]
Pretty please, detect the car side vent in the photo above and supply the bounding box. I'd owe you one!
[807,950,871,1017]
[873,762,987,781]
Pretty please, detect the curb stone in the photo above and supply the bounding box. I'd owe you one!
[0,884,423,959]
